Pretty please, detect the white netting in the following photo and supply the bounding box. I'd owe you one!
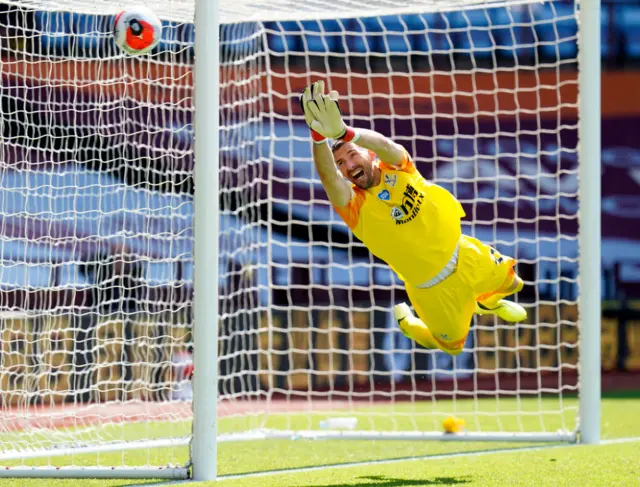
[0,0,581,476]
[6,0,546,23]
[249,0,579,441]
[0,3,268,470]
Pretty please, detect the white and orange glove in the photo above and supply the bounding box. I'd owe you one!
[299,80,359,144]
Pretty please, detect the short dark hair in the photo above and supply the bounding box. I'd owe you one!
[331,140,348,155]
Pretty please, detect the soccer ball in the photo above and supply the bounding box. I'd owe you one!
[113,6,162,55]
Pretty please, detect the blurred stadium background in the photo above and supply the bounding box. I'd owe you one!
[0,0,638,422]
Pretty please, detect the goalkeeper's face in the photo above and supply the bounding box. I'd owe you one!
[333,143,376,189]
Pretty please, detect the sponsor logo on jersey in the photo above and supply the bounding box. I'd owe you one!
[378,189,391,201]
[384,174,397,187]
[393,183,425,225]
[440,333,450,340]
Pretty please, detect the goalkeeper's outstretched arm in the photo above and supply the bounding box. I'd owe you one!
[349,128,405,166]
[311,140,353,208]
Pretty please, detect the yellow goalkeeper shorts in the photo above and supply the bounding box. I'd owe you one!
[405,235,518,352]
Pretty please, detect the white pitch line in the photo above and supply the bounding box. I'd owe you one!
[601,436,640,445]
[212,436,640,483]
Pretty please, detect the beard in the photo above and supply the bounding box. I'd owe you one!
[350,166,374,189]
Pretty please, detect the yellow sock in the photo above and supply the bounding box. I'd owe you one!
[398,314,440,350]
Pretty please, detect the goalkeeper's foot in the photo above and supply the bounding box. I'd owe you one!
[475,300,527,322]
[393,302,414,338]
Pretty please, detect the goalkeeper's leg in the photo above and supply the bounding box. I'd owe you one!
[471,239,527,322]
[475,272,526,321]
[395,272,476,356]
[394,303,441,350]
[394,302,469,355]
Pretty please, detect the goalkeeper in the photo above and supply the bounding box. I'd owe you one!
[300,81,526,356]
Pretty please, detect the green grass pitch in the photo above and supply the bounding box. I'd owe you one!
[1,394,638,486]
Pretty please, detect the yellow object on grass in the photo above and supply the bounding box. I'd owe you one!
[442,416,466,434]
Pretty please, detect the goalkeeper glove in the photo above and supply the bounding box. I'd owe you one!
[299,80,359,144]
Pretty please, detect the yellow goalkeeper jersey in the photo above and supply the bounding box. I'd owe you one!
[334,151,466,287]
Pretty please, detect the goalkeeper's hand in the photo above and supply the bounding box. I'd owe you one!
[300,80,355,143]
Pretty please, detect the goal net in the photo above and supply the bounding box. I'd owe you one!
[0,0,596,479]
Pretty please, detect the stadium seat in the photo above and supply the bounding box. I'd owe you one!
[0,260,52,289]
[174,22,195,57]
[411,12,453,54]
[345,17,381,54]
[446,9,493,59]
[600,7,614,59]
[531,1,577,61]
[401,12,425,33]
[35,10,71,54]
[71,13,108,57]
[221,22,261,58]
[618,5,640,59]
[378,15,412,54]
[56,263,90,287]
[300,19,344,54]
[264,21,301,54]
[490,6,536,61]
[157,20,180,54]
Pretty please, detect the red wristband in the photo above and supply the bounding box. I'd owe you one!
[339,126,359,143]
[311,129,327,144]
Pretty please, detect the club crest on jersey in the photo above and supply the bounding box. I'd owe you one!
[384,174,397,187]
[378,189,390,201]
[390,207,404,220]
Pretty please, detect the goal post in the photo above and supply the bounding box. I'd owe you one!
[577,0,601,446]
[191,0,220,481]
[0,0,600,480]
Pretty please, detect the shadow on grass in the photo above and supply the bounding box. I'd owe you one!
[289,474,471,487]
[602,390,640,399]
[121,472,473,487]
[119,475,471,487]
[123,474,472,487]
[563,390,640,400]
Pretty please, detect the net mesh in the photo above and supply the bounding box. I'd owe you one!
[0,0,580,474]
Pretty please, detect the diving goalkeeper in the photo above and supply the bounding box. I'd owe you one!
[301,81,527,356]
